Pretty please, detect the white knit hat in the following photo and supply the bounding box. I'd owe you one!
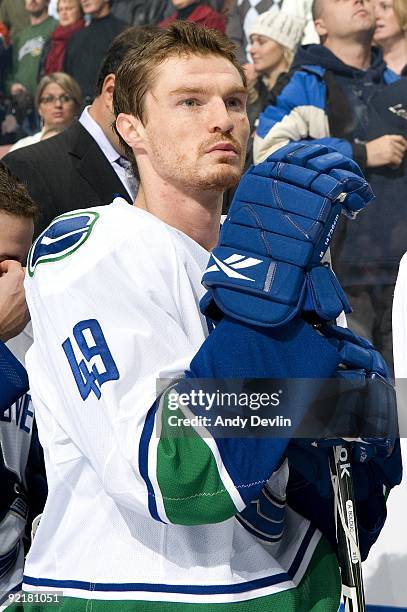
[249,11,306,52]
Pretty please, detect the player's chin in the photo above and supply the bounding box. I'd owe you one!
[203,163,243,190]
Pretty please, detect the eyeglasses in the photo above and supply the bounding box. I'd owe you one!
[39,94,74,105]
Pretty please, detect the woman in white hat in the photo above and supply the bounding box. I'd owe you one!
[247,11,305,132]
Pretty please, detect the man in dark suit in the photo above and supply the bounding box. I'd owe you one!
[4,26,156,236]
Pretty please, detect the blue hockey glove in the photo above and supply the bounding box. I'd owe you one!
[201,142,374,327]
[319,324,397,460]
[286,324,400,498]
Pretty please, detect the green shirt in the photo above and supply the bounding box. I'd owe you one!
[0,0,30,42]
[9,17,57,97]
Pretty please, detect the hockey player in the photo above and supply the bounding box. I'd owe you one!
[0,163,44,607]
[19,22,400,612]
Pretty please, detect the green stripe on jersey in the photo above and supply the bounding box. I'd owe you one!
[10,538,341,611]
[156,399,237,525]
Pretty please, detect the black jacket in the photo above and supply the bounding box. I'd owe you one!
[3,120,132,237]
[64,14,126,103]
[110,0,168,25]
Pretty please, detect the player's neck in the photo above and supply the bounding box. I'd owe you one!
[134,182,223,251]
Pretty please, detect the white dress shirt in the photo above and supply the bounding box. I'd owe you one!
[79,106,137,201]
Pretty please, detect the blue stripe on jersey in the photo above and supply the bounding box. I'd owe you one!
[138,400,164,523]
[235,514,283,543]
[23,525,317,595]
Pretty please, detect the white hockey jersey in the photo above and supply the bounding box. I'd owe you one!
[0,326,33,609]
[23,198,340,610]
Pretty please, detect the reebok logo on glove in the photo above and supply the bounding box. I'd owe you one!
[206,253,263,282]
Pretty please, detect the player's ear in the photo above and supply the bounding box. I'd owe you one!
[115,113,146,152]
[314,16,327,38]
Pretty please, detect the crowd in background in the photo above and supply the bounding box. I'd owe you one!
[0,0,407,364]
[0,0,314,147]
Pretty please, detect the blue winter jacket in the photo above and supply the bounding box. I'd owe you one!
[254,44,407,285]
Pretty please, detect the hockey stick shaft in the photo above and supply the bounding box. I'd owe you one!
[330,446,366,612]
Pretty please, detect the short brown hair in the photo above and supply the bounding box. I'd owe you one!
[113,21,246,162]
[394,0,407,33]
[0,162,39,220]
[35,72,82,112]
[312,0,324,21]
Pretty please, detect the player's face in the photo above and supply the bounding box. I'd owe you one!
[0,212,33,265]
[315,0,375,39]
[139,54,249,193]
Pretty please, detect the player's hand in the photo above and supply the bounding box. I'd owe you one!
[287,323,398,496]
[366,134,407,168]
[0,260,30,342]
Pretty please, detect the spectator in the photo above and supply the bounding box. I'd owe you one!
[374,0,407,74]
[3,26,157,235]
[40,0,85,77]
[160,0,226,31]
[227,0,317,66]
[254,0,407,368]
[7,0,57,98]
[159,0,228,20]
[0,162,45,608]
[110,0,168,25]
[247,11,305,130]
[40,122,65,138]
[0,21,10,93]
[0,0,30,43]
[64,0,126,104]
[10,71,81,150]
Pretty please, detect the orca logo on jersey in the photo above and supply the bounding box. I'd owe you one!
[27,211,100,276]
[205,253,263,282]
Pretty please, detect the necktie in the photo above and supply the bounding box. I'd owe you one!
[115,156,139,199]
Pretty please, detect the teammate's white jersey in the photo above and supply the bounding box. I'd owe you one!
[0,326,33,609]
[23,199,339,610]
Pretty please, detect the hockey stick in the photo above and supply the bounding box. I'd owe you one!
[329,445,366,612]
